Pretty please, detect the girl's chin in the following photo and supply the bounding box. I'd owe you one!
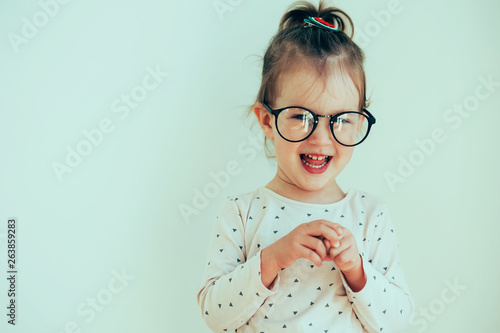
[298,179,334,192]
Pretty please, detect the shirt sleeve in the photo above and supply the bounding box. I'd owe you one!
[196,197,280,332]
[339,204,415,333]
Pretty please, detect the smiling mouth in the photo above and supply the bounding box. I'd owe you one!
[300,154,332,169]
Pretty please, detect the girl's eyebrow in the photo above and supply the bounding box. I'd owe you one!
[284,102,355,110]
[328,107,358,113]
[280,99,359,113]
[295,105,359,114]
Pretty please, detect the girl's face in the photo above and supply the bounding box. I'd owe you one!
[256,64,360,195]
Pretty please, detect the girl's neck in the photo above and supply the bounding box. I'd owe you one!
[265,177,346,205]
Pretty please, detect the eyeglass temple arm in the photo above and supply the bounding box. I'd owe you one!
[363,109,376,124]
[262,102,274,115]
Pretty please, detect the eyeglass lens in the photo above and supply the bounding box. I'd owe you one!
[276,108,369,145]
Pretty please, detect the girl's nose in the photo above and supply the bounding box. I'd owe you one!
[307,118,334,145]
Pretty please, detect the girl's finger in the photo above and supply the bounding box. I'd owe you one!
[323,239,333,261]
[305,221,340,246]
[334,247,360,267]
[299,245,323,267]
[323,238,331,251]
[316,220,345,237]
[329,240,351,258]
[301,235,328,260]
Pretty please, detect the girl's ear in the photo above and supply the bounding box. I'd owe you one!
[253,102,274,140]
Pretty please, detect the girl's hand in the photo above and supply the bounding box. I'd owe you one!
[322,225,362,273]
[323,225,366,291]
[261,220,343,284]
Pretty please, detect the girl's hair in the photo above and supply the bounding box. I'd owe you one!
[249,0,370,158]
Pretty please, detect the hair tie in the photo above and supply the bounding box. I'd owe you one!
[301,16,339,32]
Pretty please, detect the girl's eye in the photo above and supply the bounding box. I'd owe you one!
[289,111,313,122]
[336,118,351,124]
[291,114,308,120]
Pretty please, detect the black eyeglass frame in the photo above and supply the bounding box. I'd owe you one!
[262,102,376,147]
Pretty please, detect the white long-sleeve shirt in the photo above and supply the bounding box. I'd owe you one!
[196,186,414,332]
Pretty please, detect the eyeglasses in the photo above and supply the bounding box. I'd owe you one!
[263,102,376,147]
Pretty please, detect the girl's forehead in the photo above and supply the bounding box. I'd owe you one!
[276,65,359,111]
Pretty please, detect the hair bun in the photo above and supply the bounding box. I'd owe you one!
[279,0,354,38]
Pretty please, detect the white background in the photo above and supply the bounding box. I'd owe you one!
[1,0,499,332]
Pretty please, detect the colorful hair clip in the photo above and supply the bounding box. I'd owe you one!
[301,16,339,32]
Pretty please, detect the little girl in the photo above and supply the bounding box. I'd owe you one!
[197,1,414,332]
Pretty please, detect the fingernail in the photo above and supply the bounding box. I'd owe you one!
[334,241,340,247]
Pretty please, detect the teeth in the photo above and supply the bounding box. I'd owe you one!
[301,156,330,168]
[305,154,328,160]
